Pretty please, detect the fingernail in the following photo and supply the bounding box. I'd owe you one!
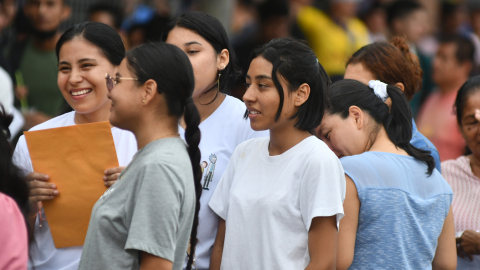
[103,176,107,180]
[104,182,108,186]
[45,175,49,180]
[51,184,56,188]
[104,170,107,174]
[54,190,59,195]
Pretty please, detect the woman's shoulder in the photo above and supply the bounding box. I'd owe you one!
[29,111,76,132]
[441,156,472,179]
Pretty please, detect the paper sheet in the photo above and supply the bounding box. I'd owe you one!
[25,121,119,248]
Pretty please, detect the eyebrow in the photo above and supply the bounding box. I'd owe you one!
[245,74,273,80]
[78,58,97,63]
[185,41,202,46]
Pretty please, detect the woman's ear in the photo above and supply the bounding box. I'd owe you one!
[394,82,405,92]
[142,79,157,105]
[348,106,364,129]
[217,49,230,70]
[294,83,310,107]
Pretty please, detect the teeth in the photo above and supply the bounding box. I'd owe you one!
[71,89,92,96]
[249,111,260,115]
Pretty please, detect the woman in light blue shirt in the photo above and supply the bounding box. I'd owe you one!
[341,36,441,171]
[318,79,456,269]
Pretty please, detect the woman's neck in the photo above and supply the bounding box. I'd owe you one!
[268,123,311,156]
[468,154,480,178]
[367,127,409,156]
[180,88,226,128]
[74,102,111,125]
[133,114,179,150]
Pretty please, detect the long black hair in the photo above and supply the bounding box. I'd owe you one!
[246,38,331,131]
[126,43,202,270]
[55,21,125,65]
[0,106,30,231]
[454,75,480,125]
[327,79,435,175]
[161,11,239,95]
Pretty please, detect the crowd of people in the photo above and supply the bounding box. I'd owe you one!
[1,0,480,269]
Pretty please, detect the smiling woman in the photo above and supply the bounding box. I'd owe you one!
[12,22,137,270]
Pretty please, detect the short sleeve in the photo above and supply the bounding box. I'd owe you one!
[0,193,28,270]
[12,135,34,176]
[299,151,346,231]
[208,146,240,220]
[125,163,188,262]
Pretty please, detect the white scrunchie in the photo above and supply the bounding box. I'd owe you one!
[368,80,389,102]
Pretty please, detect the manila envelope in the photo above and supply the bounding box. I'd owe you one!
[24,121,119,248]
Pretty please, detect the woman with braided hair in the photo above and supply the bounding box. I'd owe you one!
[79,42,201,270]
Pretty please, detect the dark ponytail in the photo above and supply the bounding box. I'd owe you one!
[327,79,435,175]
[125,43,202,270]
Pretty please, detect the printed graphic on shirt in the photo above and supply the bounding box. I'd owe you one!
[100,188,115,199]
[202,154,217,190]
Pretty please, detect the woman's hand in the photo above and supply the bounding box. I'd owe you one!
[103,166,125,187]
[27,172,58,205]
[459,230,480,260]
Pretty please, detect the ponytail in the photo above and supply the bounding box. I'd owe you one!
[183,100,202,270]
[383,86,435,175]
[327,79,435,175]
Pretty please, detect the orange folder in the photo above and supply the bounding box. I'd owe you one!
[24,121,119,248]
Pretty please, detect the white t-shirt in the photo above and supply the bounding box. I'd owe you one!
[13,111,137,270]
[209,136,345,270]
[179,95,268,269]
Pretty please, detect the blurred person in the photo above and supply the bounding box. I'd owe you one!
[467,0,480,71]
[319,79,456,270]
[440,1,466,36]
[340,36,441,171]
[5,0,71,129]
[417,35,474,162]
[442,75,480,269]
[162,11,269,270]
[0,106,29,270]
[210,38,344,270]
[12,22,137,270]
[386,0,432,117]
[122,4,169,48]
[79,42,201,270]
[359,1,387,42]
[233,0,290,89]
[87,3,130,50]
[297,0,369,81]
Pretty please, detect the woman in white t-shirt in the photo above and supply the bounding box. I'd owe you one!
[12,22,137,270]
[209,38,346,270]
[162,11,268,269]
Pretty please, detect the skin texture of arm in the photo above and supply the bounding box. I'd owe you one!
[305,216,338,270]
[336,175,360,270]
[139,252,172,270]
[432,206,457,270]
[210,218,226,270]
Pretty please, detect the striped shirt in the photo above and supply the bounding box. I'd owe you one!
[442,156,480,232]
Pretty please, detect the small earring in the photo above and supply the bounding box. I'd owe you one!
[143,100,145,103]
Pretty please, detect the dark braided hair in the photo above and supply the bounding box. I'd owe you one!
[327,79,435,175]
[125,42,202,270]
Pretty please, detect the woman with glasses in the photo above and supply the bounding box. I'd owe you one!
[12,22,137,270]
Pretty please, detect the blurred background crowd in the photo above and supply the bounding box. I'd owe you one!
[1,0,479,162]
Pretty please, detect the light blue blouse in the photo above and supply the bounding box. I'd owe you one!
[411,119,441,172]
[341,152,452,269]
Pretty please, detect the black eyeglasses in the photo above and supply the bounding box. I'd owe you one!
[105,73,138,92]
